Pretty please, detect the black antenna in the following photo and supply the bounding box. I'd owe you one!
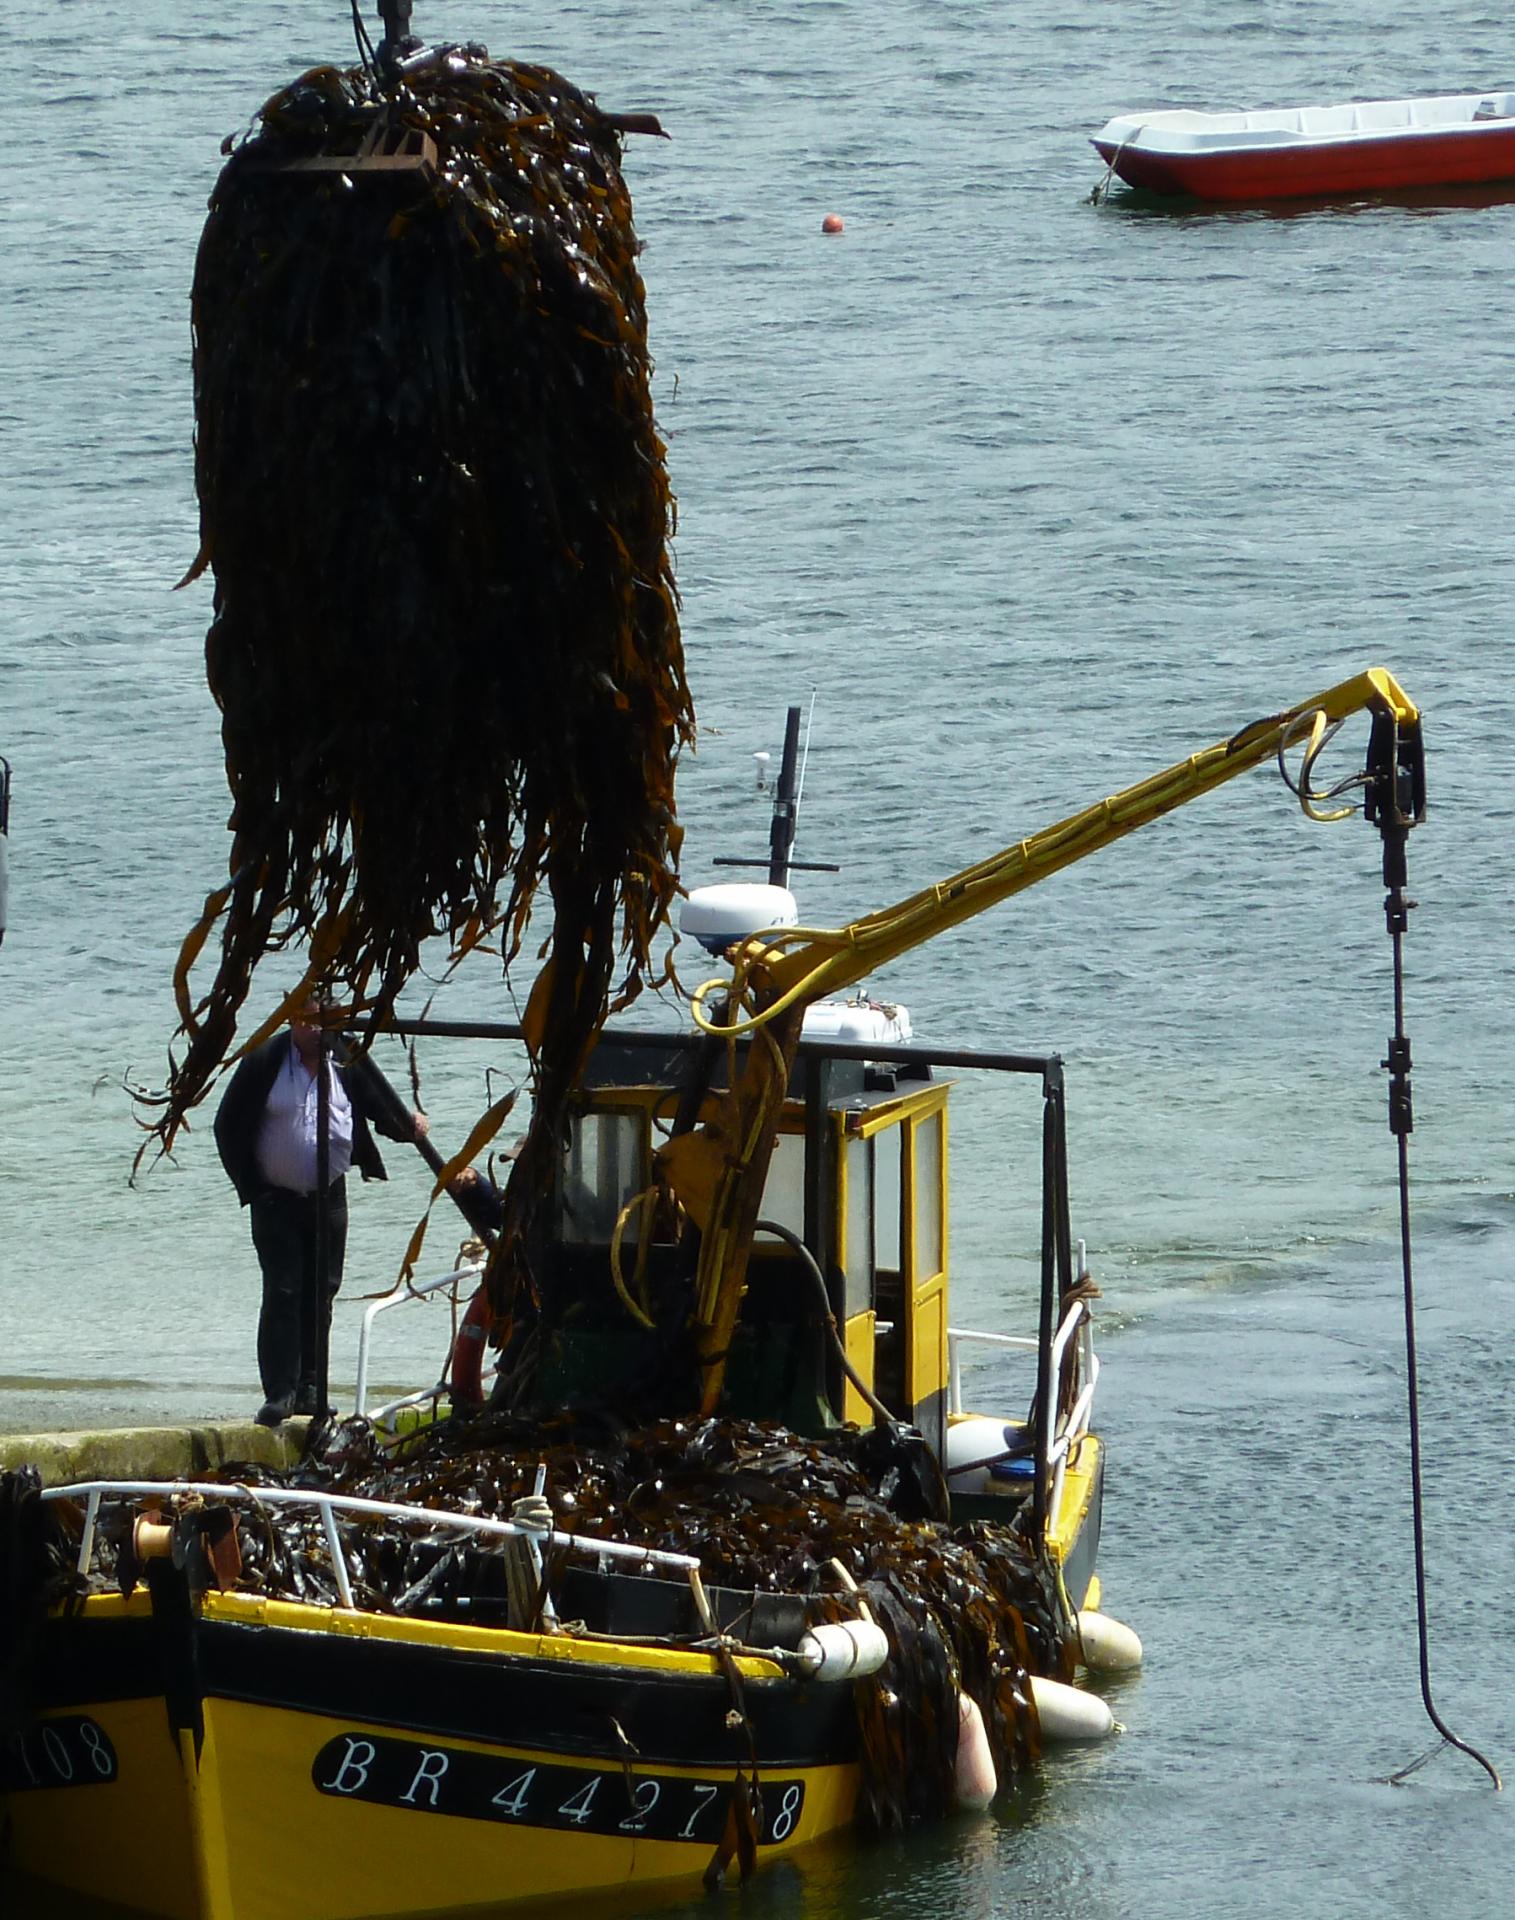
[767,706,802,888]
[0,755,10,950]
[378,0,414,44]
[713,704,838,886]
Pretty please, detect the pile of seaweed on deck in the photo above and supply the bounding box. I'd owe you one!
[28,1417,1070,1828]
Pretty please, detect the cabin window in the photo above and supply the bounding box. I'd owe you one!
[870,1123,906,1414]
[874,1125,903,1276]
[560,1111,644,1244]
[913,1110,945,1279]
[843,1133,873,1314]
[757,1130,806,1241]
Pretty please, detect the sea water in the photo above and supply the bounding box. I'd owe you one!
[3,1,1514,1913]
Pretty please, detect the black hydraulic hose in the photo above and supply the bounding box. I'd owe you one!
[349,0,377,75]
[752,1217,897,1431]
[1381,835,1500,1790]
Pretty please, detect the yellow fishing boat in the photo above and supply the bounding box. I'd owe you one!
[2,671,1425,1919]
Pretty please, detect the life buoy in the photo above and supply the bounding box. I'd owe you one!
[448,1286,492,1405]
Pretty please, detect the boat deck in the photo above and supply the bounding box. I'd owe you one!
[1103,90,1515,149]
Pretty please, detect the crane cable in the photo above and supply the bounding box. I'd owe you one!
[1381,827,1501,1790]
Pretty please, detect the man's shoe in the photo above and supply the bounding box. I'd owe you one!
[292,1384,319,1418]
[255,1398,293,1428]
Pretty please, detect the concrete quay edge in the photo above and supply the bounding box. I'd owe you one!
[0,1421,311,1485]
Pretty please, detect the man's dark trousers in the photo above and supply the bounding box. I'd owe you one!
[249,1182,349,1406]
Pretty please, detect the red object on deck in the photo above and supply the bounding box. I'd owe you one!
[448,1286,491,1404]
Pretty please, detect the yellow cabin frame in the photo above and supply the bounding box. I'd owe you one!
[530,1032,1078,1553]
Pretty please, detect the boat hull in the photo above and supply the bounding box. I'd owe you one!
[1093,117,1515,201]
[195,1698,851,1919]
[4,1594,860,1920]
[1090,89,1515,201]
[4,1696,200,1920]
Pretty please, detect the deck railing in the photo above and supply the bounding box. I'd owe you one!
[352,1260,487,1423]
[351,1236,1101,1527]
[945,1232,1100,1533]
[41,1472,703,1623]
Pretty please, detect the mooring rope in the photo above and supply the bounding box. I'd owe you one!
[1381,839,1501,1789]
[1089,126,1143,205]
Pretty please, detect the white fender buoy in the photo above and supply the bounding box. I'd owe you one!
[944,1416,1014,1471]
[944,1415,1017,1495]
[1029,1674,1116,1742]
[954,1692,997,1810]
[796,1618,890,1682]
[1076,1609,1144,1673]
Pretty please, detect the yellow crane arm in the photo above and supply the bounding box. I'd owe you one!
[699,667,1420,1026]
[658,666,1423,1413]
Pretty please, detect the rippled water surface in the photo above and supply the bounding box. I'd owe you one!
[4,1,1515,1913]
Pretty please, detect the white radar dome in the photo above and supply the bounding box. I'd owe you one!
[681,883,799,956]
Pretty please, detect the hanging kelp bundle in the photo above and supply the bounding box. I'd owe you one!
[145,46,690,1254]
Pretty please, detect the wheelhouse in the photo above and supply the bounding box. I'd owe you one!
[471,1023,1086,1550]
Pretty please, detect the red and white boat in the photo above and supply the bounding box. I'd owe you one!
[1091,89,1515,201]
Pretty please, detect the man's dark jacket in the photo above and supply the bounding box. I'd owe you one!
[213,1034,410,1207]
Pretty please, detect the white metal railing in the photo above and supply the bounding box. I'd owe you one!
[1042,1306,1100,1527]
[944,1237,1101,1530]
[947,1309,1099,1525]
[41,1476,702,1621]
[352,1261,486,1421]
[946,1328,1037,1417]
[349,1239,1102,1463]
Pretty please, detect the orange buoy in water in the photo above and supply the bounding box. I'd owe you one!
[821,212,845,233]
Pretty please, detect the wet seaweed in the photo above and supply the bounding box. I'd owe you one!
[143,47,691,1296]
[68,1421,1070,1825]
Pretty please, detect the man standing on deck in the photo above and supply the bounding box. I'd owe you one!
[213,998,423,1426]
